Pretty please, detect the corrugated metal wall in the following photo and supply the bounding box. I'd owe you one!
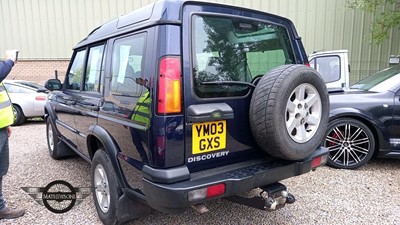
[219,0,400,82]
[1,0,399,82]
[0,0,154,59]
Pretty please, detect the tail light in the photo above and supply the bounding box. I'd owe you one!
[304,61,311,67]
[188,183,226,202]
[157,56,181,114]
[35,95,47,101]
[311,154,328,169]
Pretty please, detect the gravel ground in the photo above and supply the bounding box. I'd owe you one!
[2,121,400,225]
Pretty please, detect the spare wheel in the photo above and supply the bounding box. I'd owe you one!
[249,64,329,160]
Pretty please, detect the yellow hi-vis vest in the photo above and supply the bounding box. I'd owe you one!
[131,91,151,130]
[0,83,14,129]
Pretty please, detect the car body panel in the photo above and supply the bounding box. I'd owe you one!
[327,66,400,158]
[3,80,47,118]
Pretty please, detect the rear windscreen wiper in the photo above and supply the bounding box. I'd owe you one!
[201,81,256,89]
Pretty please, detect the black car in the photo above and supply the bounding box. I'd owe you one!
[324,65,400,169]
[44,0,329,224]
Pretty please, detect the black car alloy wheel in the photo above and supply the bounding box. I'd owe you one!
[324,118,375,169]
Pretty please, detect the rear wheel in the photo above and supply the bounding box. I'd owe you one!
[250,64,329,160]
[324,118,375,169]
[91,149,121,225]
[12,104,26,126]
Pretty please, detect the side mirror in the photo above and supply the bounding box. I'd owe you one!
[45,79,62,91]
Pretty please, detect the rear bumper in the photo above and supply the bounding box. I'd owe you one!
[142,147,328,213]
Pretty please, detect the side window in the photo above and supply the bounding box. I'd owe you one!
[111,33,146,97]
[312,56,341,83]
[67,49,86,90]
[85,44,105,92]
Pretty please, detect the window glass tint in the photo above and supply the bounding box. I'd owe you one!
[313,56,340,83]
[111,34,146,97]
[351,66,400,92]
[15,81,44,90]
[67,49,86,90]
[192,14,295,98]
[4,84,34,93]
[85,44,105,92]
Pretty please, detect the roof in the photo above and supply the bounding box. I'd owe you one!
[75,0,296,48]
[75,0,184,48]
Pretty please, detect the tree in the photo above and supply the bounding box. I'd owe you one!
[348,0,400,44]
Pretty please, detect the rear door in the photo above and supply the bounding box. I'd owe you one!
[308,51,348,89]
[389,84,400,150]
[182,4,300,171]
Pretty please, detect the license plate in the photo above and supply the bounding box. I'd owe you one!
[192,120,226,154]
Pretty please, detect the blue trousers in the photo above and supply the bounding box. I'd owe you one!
[0,127,10,211]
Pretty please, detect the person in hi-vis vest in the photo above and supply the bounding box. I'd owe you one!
[0,50,25,220]
[129,77,151,165]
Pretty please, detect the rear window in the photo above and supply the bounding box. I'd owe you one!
[192,14,295,98]
[4,83,35,93]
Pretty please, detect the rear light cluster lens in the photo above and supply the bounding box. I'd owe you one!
[311,154,328,169]
[35,95,47,101]
[157,56,181,114]
[188,183,226,202]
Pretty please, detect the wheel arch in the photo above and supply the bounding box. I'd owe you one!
[12,103,23,112]
[44,103,59,135]
[87,125,128,188]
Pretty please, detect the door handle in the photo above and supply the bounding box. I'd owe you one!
[66,100,76,105]
[187,103,234,123]
[86,105,100,111]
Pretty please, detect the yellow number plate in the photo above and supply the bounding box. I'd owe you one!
[192,120,226,154]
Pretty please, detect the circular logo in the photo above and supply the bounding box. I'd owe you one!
[42,180,77,214]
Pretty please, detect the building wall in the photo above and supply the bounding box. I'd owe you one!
[8,60,69,85]
[0,0,399,84]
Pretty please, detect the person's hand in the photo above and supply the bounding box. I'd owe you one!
[7,126,11,137]
[5,50,18,63]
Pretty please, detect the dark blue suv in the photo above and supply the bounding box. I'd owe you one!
[45,0,329,224]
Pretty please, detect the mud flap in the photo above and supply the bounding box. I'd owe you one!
[56,140,76,157]
[117,193,152,223]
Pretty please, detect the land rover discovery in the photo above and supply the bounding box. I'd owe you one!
[44,0,329,224]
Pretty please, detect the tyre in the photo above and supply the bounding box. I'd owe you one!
[249,64,329,160]
[91,149,121,225]
[324,118,375,169]
[46,117,62,159]
[12,104,26,126]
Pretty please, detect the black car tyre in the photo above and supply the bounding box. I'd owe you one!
[91,149,121,225]
[250,64,329,160]
[12,104,26,126]
[324,118,375,169]
[46,117,62,159]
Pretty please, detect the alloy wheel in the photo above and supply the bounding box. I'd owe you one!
[285,83,322,143]
[47,124,54,152]
[94,164,110,213]
[325,123,371,167]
